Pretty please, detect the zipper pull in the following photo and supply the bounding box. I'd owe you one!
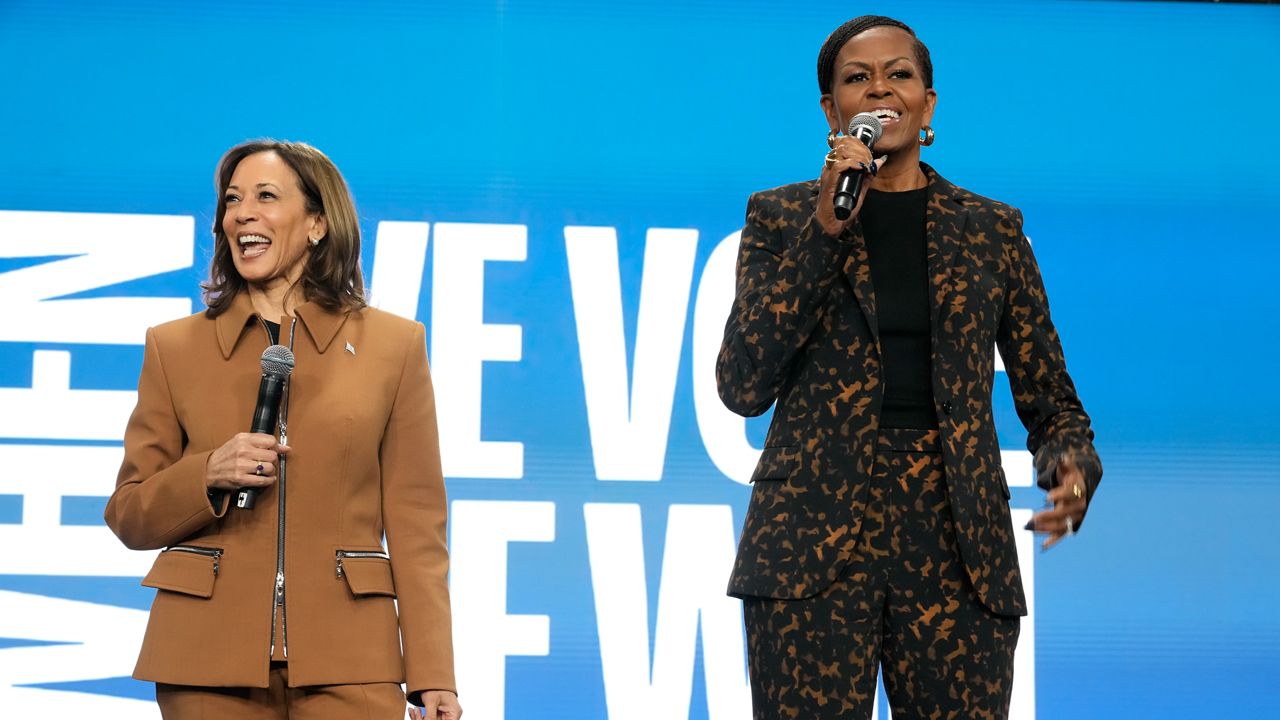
[335,551,345,579]
[213,551,221,577]
[275,571,285,603]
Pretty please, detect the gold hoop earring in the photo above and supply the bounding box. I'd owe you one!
[827,129,838,148]
[919,126,935,147]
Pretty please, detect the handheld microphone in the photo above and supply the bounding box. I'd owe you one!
[236,345,295,509]
[832,113,884,221]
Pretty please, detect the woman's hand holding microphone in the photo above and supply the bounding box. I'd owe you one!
[205,432,291,492]
[815,134,887,236]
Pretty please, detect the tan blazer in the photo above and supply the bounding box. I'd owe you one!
[105,291,455,703]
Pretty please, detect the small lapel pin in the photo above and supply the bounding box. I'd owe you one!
[345,341,356,356]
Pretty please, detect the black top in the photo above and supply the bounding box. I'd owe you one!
[264,320,281,345]
[859,187,937,430]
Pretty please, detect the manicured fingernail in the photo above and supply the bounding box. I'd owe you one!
[1023,519,1036,531]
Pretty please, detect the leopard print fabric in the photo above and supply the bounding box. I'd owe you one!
[742,429,1019,719]
[719,163,1101,614]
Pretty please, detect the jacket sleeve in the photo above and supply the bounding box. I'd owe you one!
[381,321,457,702]
[716,190,853,416]
[996,209,1103,524]
[104,327,227,550]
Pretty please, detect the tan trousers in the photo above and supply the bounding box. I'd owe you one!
[156,663,407,719]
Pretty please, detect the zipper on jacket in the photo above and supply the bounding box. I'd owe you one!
[335,549,390,579]
[264,317,296,660]
[165,545,223,576]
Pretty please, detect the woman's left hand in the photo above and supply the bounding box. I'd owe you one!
[408,691,461,720]
[1026,455,1088,551]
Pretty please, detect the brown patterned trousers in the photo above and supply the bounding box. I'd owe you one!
[742,428,1019,720]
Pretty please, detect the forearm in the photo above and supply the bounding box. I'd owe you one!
[718,206,852,415]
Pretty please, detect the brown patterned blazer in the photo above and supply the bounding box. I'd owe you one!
[718,163,1100,616]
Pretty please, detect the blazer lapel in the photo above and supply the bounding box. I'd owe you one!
[215,292,261,360]
[922,165,969,332]
[808,181,882,347]
[842,220,880,347]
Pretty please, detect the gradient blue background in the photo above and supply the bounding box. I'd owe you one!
[1,0,1278,717]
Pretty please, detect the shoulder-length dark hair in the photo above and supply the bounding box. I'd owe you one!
[202,139,367,317]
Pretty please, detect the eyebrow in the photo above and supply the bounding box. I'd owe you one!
[225,182,282,191]
[840,56,914,71]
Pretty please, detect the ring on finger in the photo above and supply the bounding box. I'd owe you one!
[255,463,264,476]
[824,150,837,169]
[1072,484,1083,499]
[1065,516,1075,536]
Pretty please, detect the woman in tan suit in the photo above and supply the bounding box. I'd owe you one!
[105,140,461,720]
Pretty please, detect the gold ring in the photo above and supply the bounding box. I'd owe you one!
[824,150,837,169]
[1072,484,1083,499]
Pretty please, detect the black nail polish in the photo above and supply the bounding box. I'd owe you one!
[1023,519,1036,531]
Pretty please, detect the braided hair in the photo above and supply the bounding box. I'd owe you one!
[817,15,933,94]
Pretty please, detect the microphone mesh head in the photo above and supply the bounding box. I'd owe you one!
[847,113,884,144]
[261,345,295,378]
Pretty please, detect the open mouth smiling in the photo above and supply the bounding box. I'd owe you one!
[867,107,902,125]
[238,234,271,259]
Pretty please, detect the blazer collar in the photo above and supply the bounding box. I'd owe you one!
[920,163,970,329]
[810,162,971,344]
[214,291,352,359]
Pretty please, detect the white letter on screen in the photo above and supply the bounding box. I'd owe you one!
[450,500,555,720]
[0,211,192,344]
[1010,507,1037,718]
[430,223,526,479]
[692,230,762,485]
[584,503,751,719]
[565,227,698,481]
[369,220,430,320]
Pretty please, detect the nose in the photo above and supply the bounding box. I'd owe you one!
[233,199,257,224]
[867,72,892,98]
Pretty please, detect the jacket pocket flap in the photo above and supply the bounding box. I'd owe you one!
[342,557,397,598]
[751,445,799,483]
[141,550,217,598]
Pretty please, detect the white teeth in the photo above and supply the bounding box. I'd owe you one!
[238,234,270,245]
[871,109,901,120]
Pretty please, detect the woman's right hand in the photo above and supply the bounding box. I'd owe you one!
[205,432,290,491]
[814,135,886,236]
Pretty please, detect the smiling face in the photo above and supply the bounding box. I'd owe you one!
[821,26,937,159]
[221,151,326,289]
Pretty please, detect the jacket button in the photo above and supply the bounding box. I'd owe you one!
[941,401,953,415]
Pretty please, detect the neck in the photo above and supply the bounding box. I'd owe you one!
[869,147,927,192]
[247,277,303,324]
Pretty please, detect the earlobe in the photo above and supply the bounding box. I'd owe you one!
[819,94,839,133]
[924,89,938,125]
[310,215,328,247]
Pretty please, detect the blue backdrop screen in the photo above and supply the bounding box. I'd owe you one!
[1,1,1277,718]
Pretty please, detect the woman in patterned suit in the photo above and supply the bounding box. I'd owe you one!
[717,15,1101,720]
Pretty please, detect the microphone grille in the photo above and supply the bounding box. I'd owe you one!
[261,345,295,378]
[847,113,884,143]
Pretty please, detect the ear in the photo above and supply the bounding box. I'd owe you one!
[923,88,938,128]
[819,94,840,133]
[309,213,328,244]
